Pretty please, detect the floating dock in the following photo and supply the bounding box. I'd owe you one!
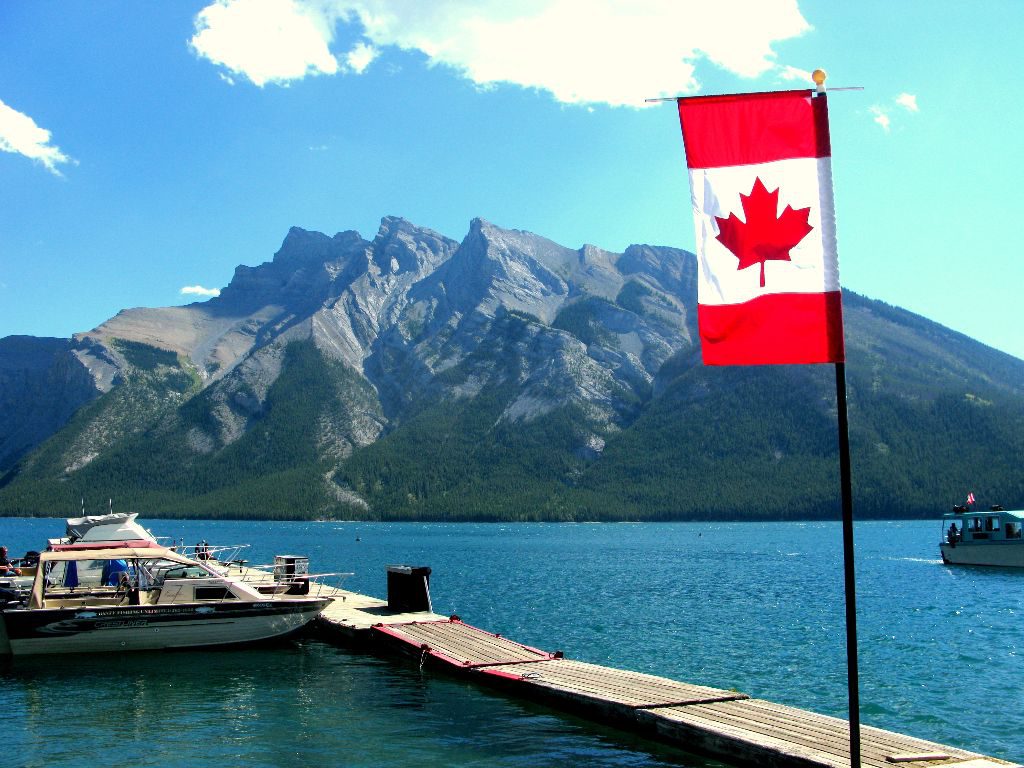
[305,571,1020,768]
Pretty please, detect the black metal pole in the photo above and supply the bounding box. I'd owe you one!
[835,361,861,768]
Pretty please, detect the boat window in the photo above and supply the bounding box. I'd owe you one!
[194,587,237,600]
[985,517,1000,532]
[1006,522,1022,540]
[969,517,983,532]
[162,565,210,580]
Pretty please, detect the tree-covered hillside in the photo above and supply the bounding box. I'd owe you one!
[3,333,1023,521]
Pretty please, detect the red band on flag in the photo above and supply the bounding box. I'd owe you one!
[698,291,845,365]
[678,90,831,169]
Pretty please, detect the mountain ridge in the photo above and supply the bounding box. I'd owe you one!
[2,215,1022,520]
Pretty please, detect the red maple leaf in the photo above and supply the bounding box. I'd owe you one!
[714,177,813,288]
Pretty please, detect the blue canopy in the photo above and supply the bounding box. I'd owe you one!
[64,561,79,588]
[102,559,129,586]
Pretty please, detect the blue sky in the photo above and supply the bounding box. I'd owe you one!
[2,1,1022,360]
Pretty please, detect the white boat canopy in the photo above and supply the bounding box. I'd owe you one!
[62,512,157,544]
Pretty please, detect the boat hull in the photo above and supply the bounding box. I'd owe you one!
[940,542,1024,567]
[1,597,330,656]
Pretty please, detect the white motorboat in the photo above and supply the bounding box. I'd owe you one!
[0,538,333,656]
[940,504,1024,567]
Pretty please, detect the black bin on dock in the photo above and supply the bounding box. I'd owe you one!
[386,565,432,613]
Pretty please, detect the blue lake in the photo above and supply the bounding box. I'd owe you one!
[2,518,1021,766]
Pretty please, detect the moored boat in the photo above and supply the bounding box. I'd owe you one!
[939,504,1024,567]
[0,539,333,656]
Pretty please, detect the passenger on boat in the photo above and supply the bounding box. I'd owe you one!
[0,546,22,576]
[947,522,960,546]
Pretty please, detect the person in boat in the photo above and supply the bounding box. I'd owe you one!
[947,522,960,546]
[0,546,22,576]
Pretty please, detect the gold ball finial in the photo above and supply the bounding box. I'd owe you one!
[811,69,827,86]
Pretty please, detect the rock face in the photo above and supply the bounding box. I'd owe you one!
[3,215,1024,520]
[60,216,695,455]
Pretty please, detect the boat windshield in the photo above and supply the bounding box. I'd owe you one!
[43,556,195,588]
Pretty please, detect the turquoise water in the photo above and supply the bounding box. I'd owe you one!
[2,518,1021,766]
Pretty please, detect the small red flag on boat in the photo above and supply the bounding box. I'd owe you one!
[676,89,845,365]
[967,492,976,506]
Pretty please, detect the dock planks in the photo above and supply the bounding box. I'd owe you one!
[302,580,1019,768]
[481,658,749,709]
[374,618,554,667]
[641,698,992,768]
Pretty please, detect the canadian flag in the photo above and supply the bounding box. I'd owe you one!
[677,90,845,365]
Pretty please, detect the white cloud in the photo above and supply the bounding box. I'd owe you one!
[190,0,340,86]
[181,285,222,297]
[895,92,918,112]
[870,105,891,133]
[870,93,919,133]
[191,0,812,105]
[777,65,813,84]
[0,98,75,175]
[344,41,378,74]
[337,0,812,106]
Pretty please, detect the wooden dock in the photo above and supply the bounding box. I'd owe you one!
[300,576,1020,768]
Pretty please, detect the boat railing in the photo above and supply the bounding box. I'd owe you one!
[67,567,349,606]
[228,564,353,598]
[177,543,250,565]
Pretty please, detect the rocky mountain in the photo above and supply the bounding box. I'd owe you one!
[2,216,1023,520]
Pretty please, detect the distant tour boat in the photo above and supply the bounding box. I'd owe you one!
[940,504,1024,567]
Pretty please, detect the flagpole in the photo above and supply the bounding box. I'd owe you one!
[814,65,861,768]
[645,87,862,103]
[836,363,861,768]
[673,71,862,766]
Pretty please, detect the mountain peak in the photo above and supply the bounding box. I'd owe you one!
[368,216,457,277]
[375,215,416,236]
[274,226,364,267]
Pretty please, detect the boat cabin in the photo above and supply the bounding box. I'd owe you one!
[28,544,266,610]
[943,507,1024,544]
